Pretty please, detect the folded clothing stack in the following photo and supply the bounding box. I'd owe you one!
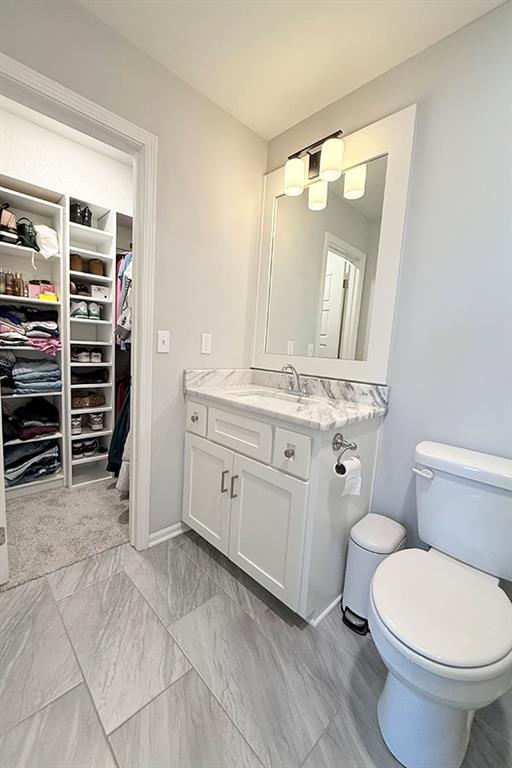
[0,351,16,394]
[12,358,61,395]
[71,368,108,385]
[2,397,60,443]
[4,439,61,487]
[0,305,61,356]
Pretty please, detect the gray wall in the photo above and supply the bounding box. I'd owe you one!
[268,3,511,543]
[0,1,267,534]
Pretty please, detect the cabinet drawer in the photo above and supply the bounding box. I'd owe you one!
[272,427,311,480]
[186,401,207,437]
[207,407,272,463]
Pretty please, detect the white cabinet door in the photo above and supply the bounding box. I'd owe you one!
[182,433,233,555]
[228,455,308,610]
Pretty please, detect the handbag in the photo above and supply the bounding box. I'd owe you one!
[17,217,40,251]
[0,203,18,245]
[34,225,59,258]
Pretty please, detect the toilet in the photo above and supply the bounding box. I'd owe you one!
[369,441,512,768]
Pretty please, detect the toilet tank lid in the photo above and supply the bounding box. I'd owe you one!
[415,441,512,491]
[350,513,406,554]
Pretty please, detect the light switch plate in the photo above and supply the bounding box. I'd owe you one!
[157,330,170,353]
[287,340,294,355]
[201,333,212,354]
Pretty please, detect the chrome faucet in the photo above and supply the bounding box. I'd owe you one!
[282,364,308,396]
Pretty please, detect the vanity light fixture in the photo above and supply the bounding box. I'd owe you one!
[308,180,328,211]
[319,137,345,182]
[344,163,367,200]
[285,129,343,204]
[284,157,306,197]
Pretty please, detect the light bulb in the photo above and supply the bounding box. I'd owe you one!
[319,137,344,182]
[284,157,305,196]
[308,180,328,211]
[344,164,367,199]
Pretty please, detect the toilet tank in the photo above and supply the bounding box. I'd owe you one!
[414,441,512,581]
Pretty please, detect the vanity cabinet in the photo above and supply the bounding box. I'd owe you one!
[183,432,307,606]
[183,396,382,622]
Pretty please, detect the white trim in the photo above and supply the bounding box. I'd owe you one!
[252,105,416,384]
[0,52,157,553]
[308,594,342,627]
[149,522,187,548]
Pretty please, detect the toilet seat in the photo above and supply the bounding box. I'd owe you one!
[371,548,512,670]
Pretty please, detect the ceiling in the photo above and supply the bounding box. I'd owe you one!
[80,0,503,139]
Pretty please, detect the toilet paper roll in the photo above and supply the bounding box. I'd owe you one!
[333,456,362,496]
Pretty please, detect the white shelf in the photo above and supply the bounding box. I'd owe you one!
[0,295,60,307]
[69,294,112,304]
[3,391,62,399]
[0,185,62,217]
[71,429,112,441]
[70,318,112,325]
[0,241,61,262]
[71,474,112,489]
[71,362,111,367]
[71,383,112,389]
[0,345,62,352]
[68,245,113,261]
[71,405,112,415]
[4,432,63,447]
[69,222,113,247]
[69,270,112,284]
[5,472,64,494]
[72,453,108,466]
[70,339,112,346]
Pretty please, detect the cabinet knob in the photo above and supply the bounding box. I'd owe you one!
[191,413,199,423]
[284,447,295,459]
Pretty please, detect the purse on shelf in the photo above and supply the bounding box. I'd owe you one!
[70,253,83,272]
[71,391,106,409]
[88,259,104,276]
[34,224,59,258]
[17,217,40,251]
[0,203,18,245]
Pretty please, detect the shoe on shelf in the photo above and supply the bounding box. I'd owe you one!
[70,300,88,319]
[83,438,99,457]
[72,348,91,363]
[88,302,101,320]
[90,348,103,363]
[72,441,84,460]
[71,416,83,435]
[88,412,104,431]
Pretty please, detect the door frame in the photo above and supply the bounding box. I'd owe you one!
[0,52,157,553]
[314,232,366,359]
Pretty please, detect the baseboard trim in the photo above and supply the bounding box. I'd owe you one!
[148,522,186,548]
[308,595,342,627]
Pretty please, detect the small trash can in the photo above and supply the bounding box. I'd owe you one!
[342,513,406,635]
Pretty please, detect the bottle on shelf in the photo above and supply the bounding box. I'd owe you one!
[5,270,14,296]
[14,272,23,297]
[0,267,5,295]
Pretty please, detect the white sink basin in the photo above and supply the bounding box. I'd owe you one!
[230,389,312,405]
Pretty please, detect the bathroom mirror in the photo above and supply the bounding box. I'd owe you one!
[252,105,416,384]
[266,155,387,361]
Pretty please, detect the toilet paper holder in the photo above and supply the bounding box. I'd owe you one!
[332,432,359,466]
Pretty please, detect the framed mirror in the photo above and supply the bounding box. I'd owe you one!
[252,105,416,384]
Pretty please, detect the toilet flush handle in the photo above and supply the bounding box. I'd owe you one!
[412,466,434,480]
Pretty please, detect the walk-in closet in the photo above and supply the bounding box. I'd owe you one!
[0,97,134,589]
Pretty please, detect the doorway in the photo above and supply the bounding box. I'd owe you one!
[0,53,157,586]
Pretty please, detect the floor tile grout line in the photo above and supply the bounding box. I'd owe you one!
[49,575,121,768]
[166,615,266,768]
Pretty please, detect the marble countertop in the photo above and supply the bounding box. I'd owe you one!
[184,381,386,431]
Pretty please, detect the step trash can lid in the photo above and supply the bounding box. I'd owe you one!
[350,513,406,554]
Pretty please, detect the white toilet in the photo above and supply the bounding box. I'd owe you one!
[369,441,512,768]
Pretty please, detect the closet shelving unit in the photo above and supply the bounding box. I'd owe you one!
[0,181,66,499]
[66,201,116,488]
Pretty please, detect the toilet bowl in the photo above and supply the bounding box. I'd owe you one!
[369,548,512,768]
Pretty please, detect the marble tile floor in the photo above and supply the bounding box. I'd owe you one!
[0,531,509,768]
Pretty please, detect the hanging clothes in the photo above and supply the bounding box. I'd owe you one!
[115,251,132,349]
[107,386,130,476]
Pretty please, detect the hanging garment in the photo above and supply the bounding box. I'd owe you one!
[107,387,130,476]
[116,429,130,496]
[115,252,132,348]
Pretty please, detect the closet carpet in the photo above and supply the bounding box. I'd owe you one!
[1,481,129,592]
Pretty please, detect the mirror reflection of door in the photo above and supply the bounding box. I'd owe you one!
[315,233,366,359]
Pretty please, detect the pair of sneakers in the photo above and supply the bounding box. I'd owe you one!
[71,412,104,435]
[72,438,99,459]
[72,347,102,363]
[70,299,101,320]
